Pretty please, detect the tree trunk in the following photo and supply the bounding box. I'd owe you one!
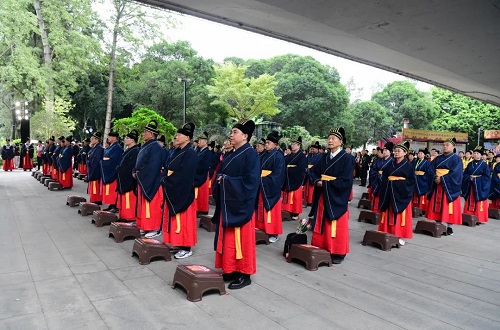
[33,0,54,113]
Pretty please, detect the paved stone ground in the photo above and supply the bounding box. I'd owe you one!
[1,169,500,330]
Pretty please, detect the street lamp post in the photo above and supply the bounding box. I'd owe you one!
[14,101,29,141]
[177,78,192,124]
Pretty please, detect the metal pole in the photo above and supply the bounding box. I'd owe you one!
[477,127,481,146]
[183,80,186,124]
[11,107,16,140]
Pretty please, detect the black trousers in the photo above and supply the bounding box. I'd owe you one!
[360,168,368,185]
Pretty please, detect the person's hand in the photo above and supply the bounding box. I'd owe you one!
[316,181,322,187]
[434,176,441,184]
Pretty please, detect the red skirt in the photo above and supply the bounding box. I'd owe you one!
[255,191,282,235]
[371,194,381,213]
[87,180,102,203]
[464,190,489,223]
[22,153,33,169]
[195,176,209,213]
[412,191,427,209]
[378,202,413,239]
[42,163,49,175]
[311,195,349,255]
[51,166,58,180]
[163,202,197,247]
[349,188,353,201]
[117,191,137,221]
[215,213,256,275]
[102,180,118,205]
[281,187,303,215]
[490,199,500,210]
[304,181,314,204]
[78,163,87,175]
[58,167,73,188]
[3,159,14,171]
[425,184,462,224]
[136,187,163,231]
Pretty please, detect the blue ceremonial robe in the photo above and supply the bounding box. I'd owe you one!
[370,157,393,196]
[213,143,260,228]
[52,145,61,169]
[87,144,104,182]
[259,149,285,211]
[414,158,432,196]
[162,144,198,215]
[283,151,307,192]
[310,149,354,221]
[117,145,139,194]
[379,158,416,215]
[1,145,14,160]
[462,160,490,201]
[101,142,122,184]
[489,164,500,200]
[194,146,210,187]
[427,153,463,203]
[305,153,321,185]
[134,138,166,202]
[58,146,73,173]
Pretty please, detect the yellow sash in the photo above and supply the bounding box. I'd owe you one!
[331,221,337,238]
[435,169,450,177]
[388,176,405,181]
[62,173,66,181]
[167,170,173,176]
[321,174,336,181]
[287,165,297,168]
[103,157,110,161]
[175,214,181,233]
[105,184,109,196]
[261,170,272,177]
[125,192,130,209]
[194,187,198,199]
[470,175,481,178]
[498,173,500,179]
[290,191,294,205]
[92,181,97,194]
[415,171,425,175]
[235,227,242,259]
[308,164,313,169]
[146,201,150,218]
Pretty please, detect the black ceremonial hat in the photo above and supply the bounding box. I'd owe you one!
[144,120,159,135]
[177,123,195,140]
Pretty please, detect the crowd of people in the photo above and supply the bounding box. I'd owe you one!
[2,122,500,291]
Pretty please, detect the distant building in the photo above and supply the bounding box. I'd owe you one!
[254,121,282,139]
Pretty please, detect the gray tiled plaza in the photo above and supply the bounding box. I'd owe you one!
[1,170,500,329]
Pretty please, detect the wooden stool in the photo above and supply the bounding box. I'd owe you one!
[199,214,216,232]
[282,210,292,222]
[286,244,332,271]
[40,177,51,184]
[171,265,226,302]
[92,210,119,227]
[357,199,372,209]
[462,214,478,227]
[209,195,216,206]
[44,178,56,187]
[361,192,369,200]
[488,208,500,220]
[357,210,381,225]
[48,182,62,191]
[38,175,48,182]
[255,229,270,245]
[73,172,79,178]
[109,222,140,243]
[132,238,172,265]
[414,220,447,237]
[78,202,101,216]
[362,230,400,251]
[78,174,86,180]
[412,207,424,217]
[66,195,87,207]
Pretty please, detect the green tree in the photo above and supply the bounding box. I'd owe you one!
[101,0,173,142]
[206,62,280,121]
[0,0,102,112]
[112,107,176,143]
[30,98,77,139]
[347,100,394,148]
[264,55,349,136]
[371,81,436,130]
[430,87,500,146]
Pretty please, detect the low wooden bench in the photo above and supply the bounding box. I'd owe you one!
[132,238,172,265]
[286,244,332,271]
[357,210,381,225]
[414,220,447,237]
[362,230,400,251]
[108,222,140,243]
[172,265,226,302]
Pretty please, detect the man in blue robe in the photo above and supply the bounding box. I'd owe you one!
[101,132,122,212]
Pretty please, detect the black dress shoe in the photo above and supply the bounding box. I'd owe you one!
[228,274,251,290]
[222,272,239,282]
[331,254,345,264]
[108,208,119,213]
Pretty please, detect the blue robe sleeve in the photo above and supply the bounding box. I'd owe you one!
[260,150,285,211]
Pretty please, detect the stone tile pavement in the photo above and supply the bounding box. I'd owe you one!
[1,170,500,329]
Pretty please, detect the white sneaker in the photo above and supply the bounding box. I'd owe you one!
[398,238,406,246]
[269,236,279,243]
[145,230,161,238]
[174,250,193,259]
